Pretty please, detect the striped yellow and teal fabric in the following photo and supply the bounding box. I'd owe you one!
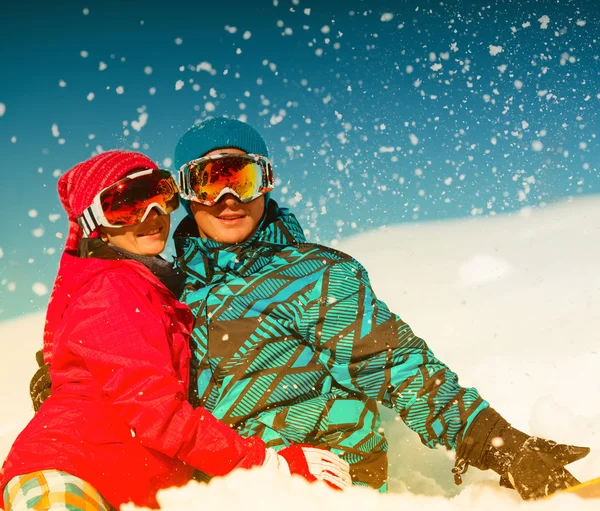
[4,471,113,511]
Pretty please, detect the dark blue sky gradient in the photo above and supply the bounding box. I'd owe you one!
[1,0,598,318]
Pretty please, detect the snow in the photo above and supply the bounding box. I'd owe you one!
[538,16,551,30]
[531,141,544,152]
[489,45,503,56]
[0,103,5,117]
[31,283,48,297]
[117,473,600,511]
[195,62,216,75]
[131,112,149,132]
[458,254,512,286]
[1,197,598,509]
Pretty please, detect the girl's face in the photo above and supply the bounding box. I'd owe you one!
[189,148,266,244]
[100,208,170,256]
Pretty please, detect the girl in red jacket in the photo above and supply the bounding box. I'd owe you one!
[0,151,350,511]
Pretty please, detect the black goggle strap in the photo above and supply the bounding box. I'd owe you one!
[265,160,274,188]
[178,166,189,198]
[77,206,101,237]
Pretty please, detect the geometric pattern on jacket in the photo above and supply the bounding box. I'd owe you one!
[174,200,488,491]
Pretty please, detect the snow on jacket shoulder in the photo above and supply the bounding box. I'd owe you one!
[0,252,266,510]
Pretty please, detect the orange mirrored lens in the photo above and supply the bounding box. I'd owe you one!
[188,158,265,203]
[100,170,179,226]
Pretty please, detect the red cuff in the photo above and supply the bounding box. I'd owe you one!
[234,437,268,469]
[277,445,317,482]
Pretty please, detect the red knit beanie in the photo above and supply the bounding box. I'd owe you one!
[58,150,159,251]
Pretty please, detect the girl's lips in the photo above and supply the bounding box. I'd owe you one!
[137,226,163,237]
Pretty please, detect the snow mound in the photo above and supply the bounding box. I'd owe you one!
[121,467,598,511]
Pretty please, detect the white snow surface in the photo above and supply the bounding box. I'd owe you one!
[1,197,599,510]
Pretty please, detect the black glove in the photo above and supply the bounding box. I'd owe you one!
[454,407,590,500]
[30,349,52,412]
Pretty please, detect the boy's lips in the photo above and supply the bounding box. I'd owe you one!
[218,214,246,222]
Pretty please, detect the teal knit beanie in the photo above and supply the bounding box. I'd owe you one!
[175,117,271,216]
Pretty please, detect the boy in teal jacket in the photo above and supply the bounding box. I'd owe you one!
[172,117,588,498]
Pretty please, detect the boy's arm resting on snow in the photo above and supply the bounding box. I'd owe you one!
[299,259,589,499]
[456,406,589,500]
[56,271,266,476]
[30,348,52,412]
[299,258,486,450]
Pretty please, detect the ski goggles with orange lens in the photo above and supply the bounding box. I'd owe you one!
[178,153,274,206]
[77,169,180,237]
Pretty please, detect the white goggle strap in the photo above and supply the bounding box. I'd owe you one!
[78,192,110,237]
[78,204,101,237]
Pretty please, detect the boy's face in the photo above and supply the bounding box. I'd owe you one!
[189,148,266,244]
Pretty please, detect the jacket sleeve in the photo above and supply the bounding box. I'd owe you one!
[298,258,488,450]
[54,269,265,474]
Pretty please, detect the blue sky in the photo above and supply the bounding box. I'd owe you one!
[0,0,598,319]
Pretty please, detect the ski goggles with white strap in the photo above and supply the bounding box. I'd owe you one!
[78,169,179,237]
[178,153,274,206]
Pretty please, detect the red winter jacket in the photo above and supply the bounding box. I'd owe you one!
[0,251,266,509]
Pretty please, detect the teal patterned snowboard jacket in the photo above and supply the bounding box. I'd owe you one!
[174,200,488,490]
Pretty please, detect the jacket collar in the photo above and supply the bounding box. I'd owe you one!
[78,238,186,296]
[174,200,306,285]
